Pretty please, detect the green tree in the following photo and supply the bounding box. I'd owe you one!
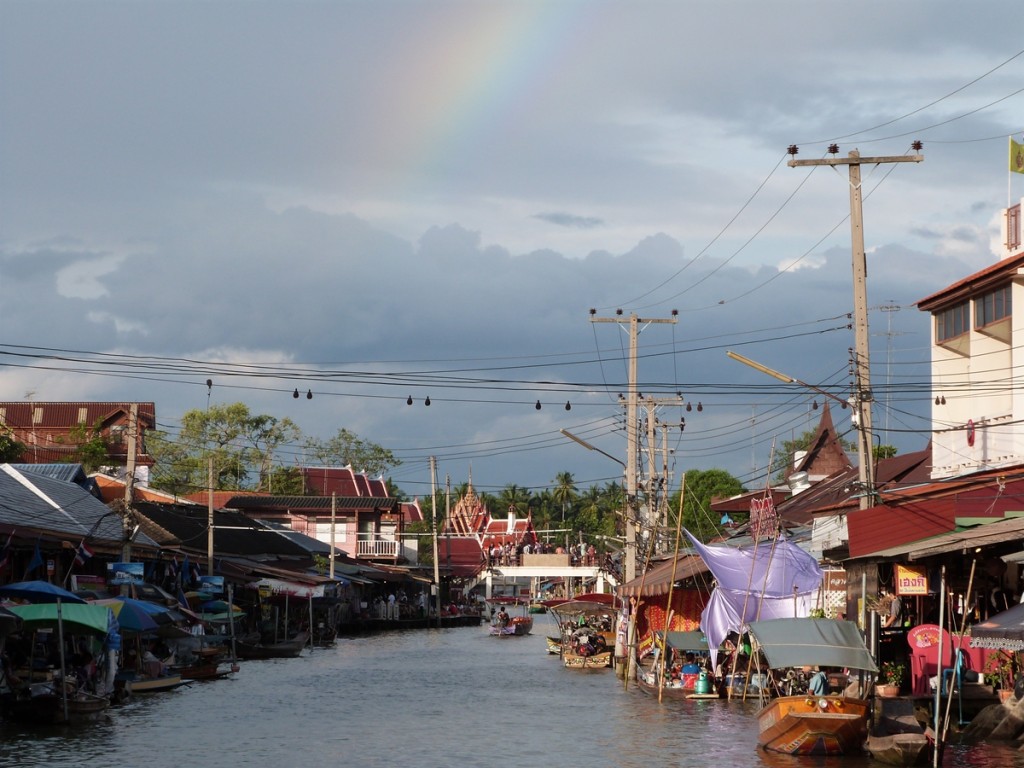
[149,402,299,494]
[874,444,898,460]
[552,471,578,525]
[302,428,400,475]
[58,421,111,472]
[0,429,25,463]
[669,468,746,543]
[497,484,531,516]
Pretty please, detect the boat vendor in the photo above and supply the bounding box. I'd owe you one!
[495,607,510,628]
[804,665,829,695]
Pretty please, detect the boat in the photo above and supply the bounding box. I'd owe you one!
[234,631,309,659]
[0,685,110,725]
[864,697,934,766]
[173,647,237,681]
[124,672,188,693]
[635,630,719,697]
[545,636,562,654]
[488,598,533,637]
[747,617,876,756]
[547,598,615,669]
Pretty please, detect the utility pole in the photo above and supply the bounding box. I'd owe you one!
[788,145,923,509]
[122,403,138,596]
[429,456,441,628]
[641,394,685,553]
[589,310,677,582]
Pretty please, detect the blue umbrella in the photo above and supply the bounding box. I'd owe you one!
[0,580,86,604]
[93,598,160,633]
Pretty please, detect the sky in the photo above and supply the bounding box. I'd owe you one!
[1,1,1021,502]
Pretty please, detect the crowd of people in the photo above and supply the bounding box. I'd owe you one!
[485,539,600,568]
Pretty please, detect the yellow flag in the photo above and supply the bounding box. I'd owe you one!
[1011,137,1024,174]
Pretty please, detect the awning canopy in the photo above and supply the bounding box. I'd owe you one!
[748,617,877,672]
[851,515,1024,561]
[970,602,1024,651]
[251,577,325,599]
[617,553,709,598]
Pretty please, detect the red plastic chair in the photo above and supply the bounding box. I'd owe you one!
[907,624,954,695]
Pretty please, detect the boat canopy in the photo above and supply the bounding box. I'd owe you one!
[969,602,1024,651]
[664,630,709,651]
[748,618,878,672]
[8,602,113,636]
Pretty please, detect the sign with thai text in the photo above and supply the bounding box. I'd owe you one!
[895,564,928,596]
[824,570,847,592]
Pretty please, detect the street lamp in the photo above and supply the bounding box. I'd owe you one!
[559,429,626,468]
[726,349,874,509]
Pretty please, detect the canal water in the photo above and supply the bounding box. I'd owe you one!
[2,623,1023,767]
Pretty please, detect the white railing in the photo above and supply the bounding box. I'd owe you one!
[356,538,400,558]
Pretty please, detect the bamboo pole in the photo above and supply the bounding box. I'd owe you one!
[941,559,976,740]
[657,476,688,702]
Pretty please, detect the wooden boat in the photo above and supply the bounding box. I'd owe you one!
[488,598,533,637]
[490,615,533,637]
[547,598,616,669]
[125,673,188,693]
[563,649,613,670]
[0,686,110,725]
[748,618,877,756]
[235,631,309,659]
[864,698,934,766]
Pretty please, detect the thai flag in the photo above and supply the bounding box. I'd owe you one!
[73,540,94,566]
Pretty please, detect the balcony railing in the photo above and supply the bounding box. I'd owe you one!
[356,538,400,559]
[1008,204,1021,253]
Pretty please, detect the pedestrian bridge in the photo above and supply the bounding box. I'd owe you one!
[465,553,619,599]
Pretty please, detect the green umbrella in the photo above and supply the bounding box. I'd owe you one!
[8,602,112,635]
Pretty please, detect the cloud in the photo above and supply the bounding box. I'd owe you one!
[533,212,605,229]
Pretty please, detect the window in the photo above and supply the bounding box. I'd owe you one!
[975,285,1012,328]
[936,302,969,342]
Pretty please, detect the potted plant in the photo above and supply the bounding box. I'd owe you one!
[877,660,906,697]
[983,652,1016,701]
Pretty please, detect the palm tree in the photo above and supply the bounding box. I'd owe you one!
[552,471,578,524]
[497,484,531,516]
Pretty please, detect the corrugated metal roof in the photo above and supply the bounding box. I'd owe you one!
[0,463,156,547]
[851,515,1024,561]
[0,401,155,428]
[225,495,397,512]
[9,463,89,485]
[133,501,312,558]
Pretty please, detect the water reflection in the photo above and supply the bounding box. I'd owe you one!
[2,627,1024,767]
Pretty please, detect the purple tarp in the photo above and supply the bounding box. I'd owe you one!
[685,531,823,668]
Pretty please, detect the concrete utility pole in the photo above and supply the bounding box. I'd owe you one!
[429,455,442,628]
[641,394,685,553]
[589,310,677,582]
[122,403,139,596]
[788,146,923,510]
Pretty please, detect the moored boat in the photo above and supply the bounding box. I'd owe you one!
[748,618,876,756]
[864,697,934,766]
[0,686,110,725]
[235,631,309,659]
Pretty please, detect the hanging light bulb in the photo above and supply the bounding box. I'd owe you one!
[292,388,299,399]
[940,396,946,405]
[424,396,431,406]
[407,395,413,405]
[564,401,571,411]
[686,402,692,412]
[935,396,941,405]
[696,402,703,412]
[535,400,542,410]
[306,389,313,400]
[812,400,819,410]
